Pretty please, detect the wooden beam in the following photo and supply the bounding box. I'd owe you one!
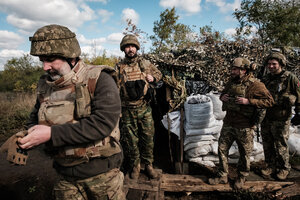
[160,174,294,193]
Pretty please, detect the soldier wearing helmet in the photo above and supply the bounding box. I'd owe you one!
[18,24,125,199]
[260,51,300,180]
[116,34,162,179]
[209,57,274,189]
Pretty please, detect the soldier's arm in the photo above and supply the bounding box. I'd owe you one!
[289,74,300,113]
[247,81,274,108]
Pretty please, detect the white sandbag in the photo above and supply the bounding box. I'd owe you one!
[161,111,181,138]
[202,155,219,162]
[189,157,216,167]
[186,144,212,157]
[184,120,223,136]
[184,95,214,126]
[253,152,265,162]
[251,141,264,156]
[184,135,215,146]
[207,92,226,120]
[288,133,300,156]
[184,140,213,151]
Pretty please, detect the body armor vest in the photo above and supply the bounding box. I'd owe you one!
[223,77,256,119]
[37,61,121,167]
[264,71,295,120]
[118,58,149,107]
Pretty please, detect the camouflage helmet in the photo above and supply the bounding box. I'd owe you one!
[29,24,81,58]
[265,52,286,67]
[232,57,251,70]
[120,34,140,51]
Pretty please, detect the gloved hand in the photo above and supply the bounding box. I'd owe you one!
[291,113,300,126]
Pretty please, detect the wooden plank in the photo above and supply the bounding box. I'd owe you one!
[160,174,294,193]
[275,182,300,198]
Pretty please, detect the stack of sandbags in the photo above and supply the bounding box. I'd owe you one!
[183,94,223,167]
[288,125,300,156]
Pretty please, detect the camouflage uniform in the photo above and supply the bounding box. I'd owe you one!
[262,70,300,172]
[218,74,274,178]
[27,25,125,199]
[116,56,162,170]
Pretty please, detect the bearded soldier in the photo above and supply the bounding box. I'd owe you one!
[17,24,125,199]
[208,58,274,189]
[116,34,162,179]
[261,52,300,180]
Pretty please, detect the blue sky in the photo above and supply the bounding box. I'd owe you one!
[0,0,241,70]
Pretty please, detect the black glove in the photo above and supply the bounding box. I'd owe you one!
[291,113,300,126]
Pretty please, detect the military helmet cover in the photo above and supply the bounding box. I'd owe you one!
[265,52,286,66]
[30,24,81,58]
[232,57,251,70]
[120,34,140,51]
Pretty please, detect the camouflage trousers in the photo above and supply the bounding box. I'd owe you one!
[218,125,254,177]
[53,168,125,200]
[121,104,155,168]
[261,118,291,171]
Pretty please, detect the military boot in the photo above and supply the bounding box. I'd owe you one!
[276,169,289,180]
[130,163,140,180]
[208,176,228,185]
[145,164,158,179]
[234,176,245,190]
[261,168,274,176]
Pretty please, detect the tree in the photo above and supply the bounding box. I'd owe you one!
[150,7,195,53]
[0,55,43,92]
[234,0,300,47]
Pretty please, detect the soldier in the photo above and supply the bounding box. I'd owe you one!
[261,52,300,180]
[17,24,125,199]
[208,58,274,189]
[116,34,162,179]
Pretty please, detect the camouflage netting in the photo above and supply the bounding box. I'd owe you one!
[144,40,300,92]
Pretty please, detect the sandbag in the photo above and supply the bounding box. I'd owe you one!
[186,144,212,157]
[207,92,226,120]
[189,157,216,167]
[184,135,216,146]
[288,133,300,156]
[161,111,181,138]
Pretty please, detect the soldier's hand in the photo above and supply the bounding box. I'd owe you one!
[18,125,51,149]
[220,94,229,102]
[146,74,154,83]
[235,97,249,105]
[291,113,300,126]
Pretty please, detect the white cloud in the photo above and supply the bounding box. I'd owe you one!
[121,8,139,25]
[0,0,95,33]
[206,0,240,13]
[77,34,107,46]
[98,9,114,23]
[0,49,27,71]
[160,0,201,14]
[107,33,123,44]
[224,28,236,37]
[85,0,109,4]
[0,30,24,49]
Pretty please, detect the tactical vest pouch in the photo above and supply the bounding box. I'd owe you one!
[7,131,28,165]
[75,83,91,118]
[39,101,75,125]
[125,80,146,101]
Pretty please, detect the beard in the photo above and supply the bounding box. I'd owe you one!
[47,70,62,81]
[125,51,137,59]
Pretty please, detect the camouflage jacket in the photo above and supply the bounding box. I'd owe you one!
[222,74,274,128]
[263,70,300,120]
[115,56,162,107]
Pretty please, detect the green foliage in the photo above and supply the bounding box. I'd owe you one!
[199,24,225,44]
[0,92,35,142]
[150,7,195,53]
[0,55,43,92]
[83,50,120,67]
[234,0,300,47]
